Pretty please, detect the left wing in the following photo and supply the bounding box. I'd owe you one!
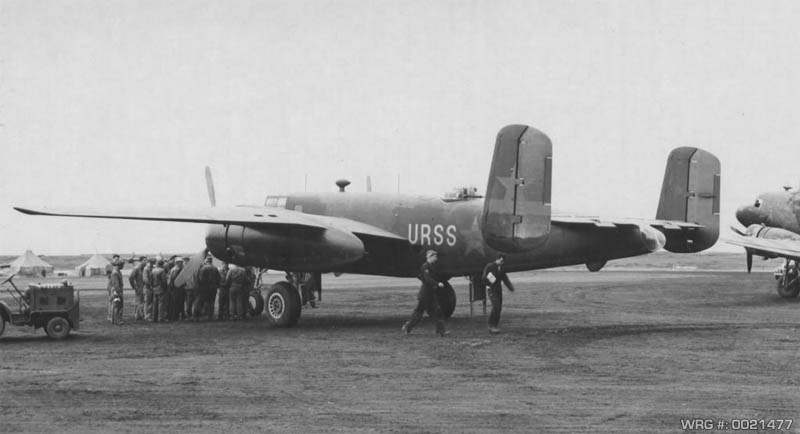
[725,235,800,260]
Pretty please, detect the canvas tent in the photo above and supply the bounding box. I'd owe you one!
[76,254,111,277]
[9,250,54,277]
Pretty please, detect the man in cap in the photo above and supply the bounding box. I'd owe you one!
[481,254,516,334]
[128,256,147,320]
[224,263,248,320]
[402,249,448,337]
[109,259,125,325]
[167,257,185,321]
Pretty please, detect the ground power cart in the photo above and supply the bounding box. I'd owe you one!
[0,274,80,339]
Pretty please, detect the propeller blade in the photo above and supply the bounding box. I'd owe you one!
[746,249,753,274]
[366,176,372,193]
[205,166,216,207]
[173,248,209,289]
[730,225,747,236]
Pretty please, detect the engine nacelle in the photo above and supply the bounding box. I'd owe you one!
[205,224,364,271]
[745,224,800,241]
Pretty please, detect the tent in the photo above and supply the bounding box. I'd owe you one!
[75,254,112,277]
[9,250,54,277]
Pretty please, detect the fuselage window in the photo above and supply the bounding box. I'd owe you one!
[266,197,278,207]
[277,197,287,208]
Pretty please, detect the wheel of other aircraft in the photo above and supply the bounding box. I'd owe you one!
[436,282,457,319]
[45,316,71,339]
[248,289,265,316]
[265,282,302,327]
[776,275,800,298]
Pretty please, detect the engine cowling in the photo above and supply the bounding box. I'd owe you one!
[745,224,800,241]
[205,224,364,271]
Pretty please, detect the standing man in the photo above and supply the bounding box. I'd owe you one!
[195,256,221,321]
[143,258,155,321]
[151,259,168,322]
[217,263,230,320]
[225,263,248,321]
[128,256,147,321]
[481,254,515,334]
[402,250,448,337]
[167,257,185,321]
[109,259,125,325]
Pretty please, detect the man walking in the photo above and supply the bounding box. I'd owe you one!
[481,254,515,334]
[402,250,448,337]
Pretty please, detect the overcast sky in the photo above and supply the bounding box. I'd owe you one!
[1,0,798,256]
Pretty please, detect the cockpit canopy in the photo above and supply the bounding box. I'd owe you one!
[442,186,482,202]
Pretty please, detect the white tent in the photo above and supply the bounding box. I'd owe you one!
[75,254,111,277]
[9,250,54,277]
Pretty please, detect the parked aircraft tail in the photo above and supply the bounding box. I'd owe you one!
[481,125,552,253]
[655,147,720,252]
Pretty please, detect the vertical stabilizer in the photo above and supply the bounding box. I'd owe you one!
[656,147,720,252]
[481,125,552,252]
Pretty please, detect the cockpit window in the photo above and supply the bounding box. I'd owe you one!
[754,199,762,208]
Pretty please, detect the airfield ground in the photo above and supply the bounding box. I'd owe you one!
[1,271,799,433]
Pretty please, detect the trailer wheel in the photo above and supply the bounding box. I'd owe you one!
[265,282,301,327]
[45,317,71,339]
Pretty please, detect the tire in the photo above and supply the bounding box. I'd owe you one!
[0,318,5,337]
[45,316,71,339]
[776,275,800,298]
[437,282,457,319]
[265,282,302,327]
[247,289,265,316]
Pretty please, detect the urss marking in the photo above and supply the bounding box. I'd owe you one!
[407,224,457,246]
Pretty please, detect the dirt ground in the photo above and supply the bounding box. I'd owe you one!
[1,271,799,433]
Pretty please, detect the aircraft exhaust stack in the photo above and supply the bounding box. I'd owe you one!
[481,125,552,253]
[656,147,720,252]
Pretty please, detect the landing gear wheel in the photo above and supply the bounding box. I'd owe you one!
[776,275,800,298]
[0,318,5,337]
[437,282,457,319]
[265,282,302,327]
[248,289,265,316]
[45,317,71,339]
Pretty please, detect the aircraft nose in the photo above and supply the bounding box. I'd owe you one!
[736,205,762,227]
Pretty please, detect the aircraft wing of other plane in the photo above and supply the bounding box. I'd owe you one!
[724,235,800,260]
[13,205,406,242]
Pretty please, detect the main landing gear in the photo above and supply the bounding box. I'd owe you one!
[262,272,321,327]
[775,259,800,299]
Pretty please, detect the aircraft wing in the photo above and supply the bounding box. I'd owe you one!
[724,235,800,259]
[14,205,408,242]
[14,205,329,229]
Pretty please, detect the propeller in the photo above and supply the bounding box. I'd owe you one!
[731,225,754,273]
[173,248,210,289]
[205,166,216,207]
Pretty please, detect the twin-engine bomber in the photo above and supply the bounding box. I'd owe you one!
[15,125,721,327]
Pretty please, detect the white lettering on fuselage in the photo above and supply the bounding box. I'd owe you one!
[408,224,457,246]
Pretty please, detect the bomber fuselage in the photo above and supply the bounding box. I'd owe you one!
[206,191,661,278]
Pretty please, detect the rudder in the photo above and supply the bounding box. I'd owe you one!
[656,147,720,252]
[481,125,552,253]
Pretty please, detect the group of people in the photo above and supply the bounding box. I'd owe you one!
[402,249,515,336]
[106,254,257,325]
